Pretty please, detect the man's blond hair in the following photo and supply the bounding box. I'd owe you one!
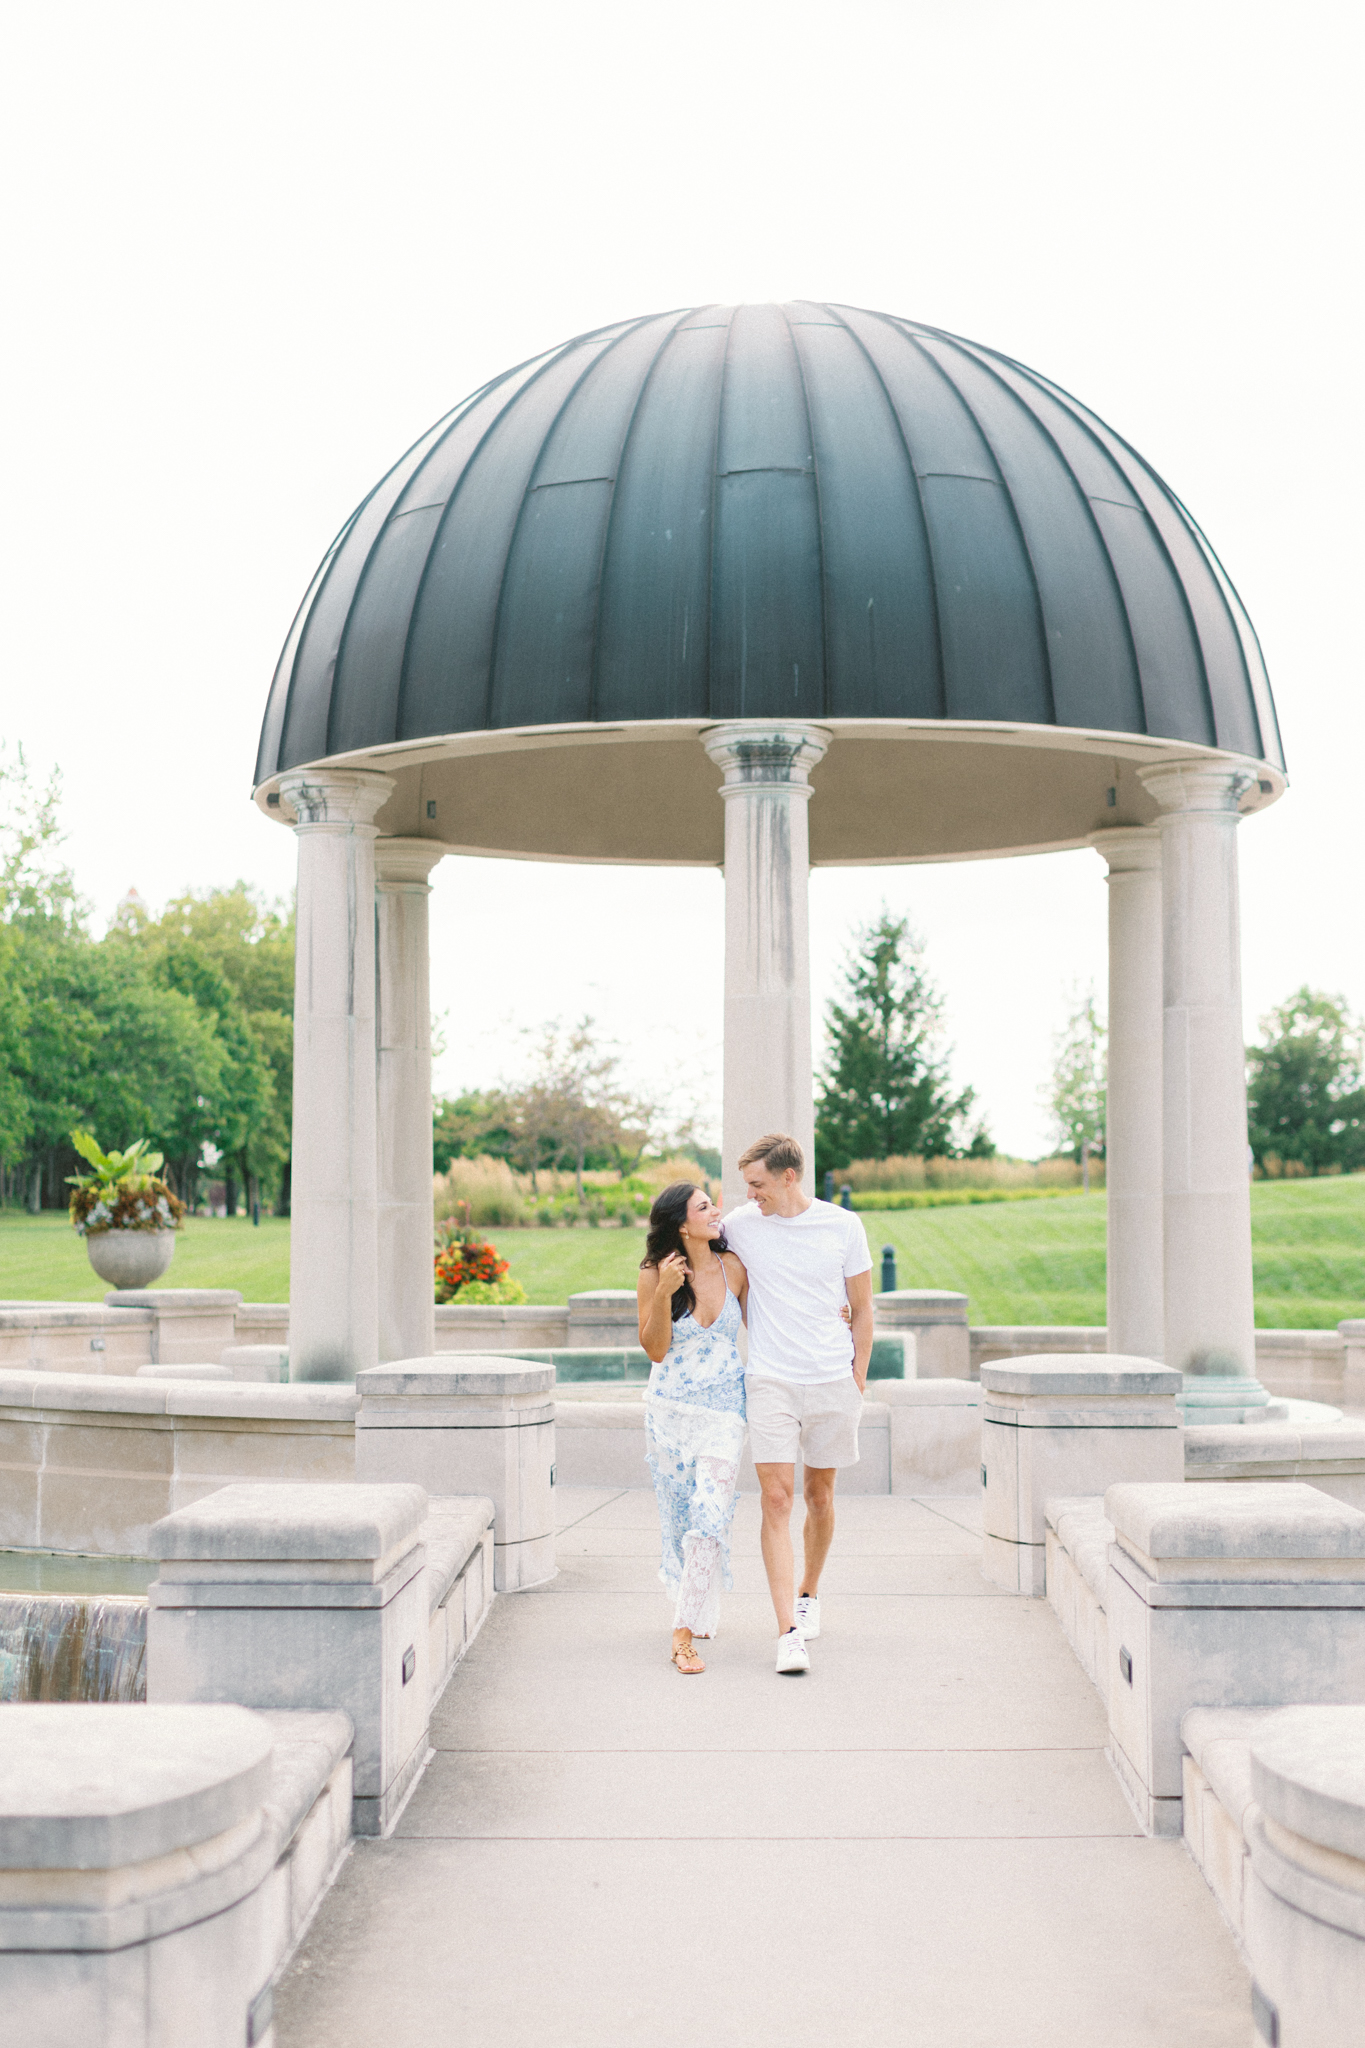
[737,1133,805,1178]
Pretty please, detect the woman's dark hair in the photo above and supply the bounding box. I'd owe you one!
[641,1181,728,1321]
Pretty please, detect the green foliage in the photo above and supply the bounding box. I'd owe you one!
[815,910,978,1174]
[1247,988,1365,1176]
[1046,988,1107,1161]
[848,1187,1070,1211]
[67,1132,164,1188]
[0,749,295,1212]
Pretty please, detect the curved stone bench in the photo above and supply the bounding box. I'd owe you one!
[0,1701,352,2045]
[1182,1704,1365,2044]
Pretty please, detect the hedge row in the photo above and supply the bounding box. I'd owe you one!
[848,1187,1081,1212]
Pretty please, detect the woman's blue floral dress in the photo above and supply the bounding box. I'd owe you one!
[644,1281,747,1638]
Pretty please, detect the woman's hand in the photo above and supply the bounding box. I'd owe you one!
[656,1252,691,1298]
[840,1302,853,1326]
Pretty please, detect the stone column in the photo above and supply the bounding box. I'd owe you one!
[1139,762,1266,1414]
[1092,828,1164,1361]
[702,723,831,1206]
[280,769,392,1383]
[375,838,446,1364]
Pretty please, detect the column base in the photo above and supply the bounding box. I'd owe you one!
[1179,1373,1288,1425]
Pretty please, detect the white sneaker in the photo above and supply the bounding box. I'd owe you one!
[776,1628,810,1675]
[794,1594,821,1639]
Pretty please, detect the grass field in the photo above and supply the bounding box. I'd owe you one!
[3,1176,1364,1326]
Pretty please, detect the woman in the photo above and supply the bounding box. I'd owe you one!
[638,1181,748,1675]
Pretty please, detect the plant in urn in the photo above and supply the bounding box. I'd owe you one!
[67,1130,187,1288]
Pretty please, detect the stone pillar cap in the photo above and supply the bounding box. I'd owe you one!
[358,1356,556,1398]
[150,1481,427,1562]
[1106,1480,1365,1559]
[876,1289,968,1318]
[1251,1706,1365,1862]
[104,1288,244,1309]
[0,1703,271,1869]
[983,1355,1180,1397]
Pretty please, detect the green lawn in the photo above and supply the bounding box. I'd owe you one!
[4,1176,1364,1326]
[0,1214,293,1302]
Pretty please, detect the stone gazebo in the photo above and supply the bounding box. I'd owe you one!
[253,302,1285,1401]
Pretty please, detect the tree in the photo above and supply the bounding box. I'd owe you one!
[815,910,977,1173]
[1247,988,1365,1175]
[1046,988,1107,1161]
[118,886,295,1211]
[433,1090,518,1173]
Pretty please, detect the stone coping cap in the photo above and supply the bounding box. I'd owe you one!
[150,1481,427,1561]
[136,1363,233,1381]
[358,1356,556,1397]
[873,1290,968,1318]
[104,1289,243,1309]
[0,1704,272,1869]
[873,1378,980,1406]
[0,1370,357,1421]
[567,1290,639,1306]
[0,1304,155,1328]
[1339,1320,1365,1338]
[1251,1706,1365,1862]
[982,1355,1180,1396]
[1106,1480,1365,1558]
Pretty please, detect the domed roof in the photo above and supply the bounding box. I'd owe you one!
[257,301,1282,786]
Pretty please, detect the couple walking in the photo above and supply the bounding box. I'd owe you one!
[636,1131,873,1676]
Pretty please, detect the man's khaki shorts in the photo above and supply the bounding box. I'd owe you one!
[745,1372,863,1469]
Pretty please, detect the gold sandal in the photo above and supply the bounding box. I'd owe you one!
[670,1632,705,1674]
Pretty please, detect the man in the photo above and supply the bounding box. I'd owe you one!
[722,1133,874,1674]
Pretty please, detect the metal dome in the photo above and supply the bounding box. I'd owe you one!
[255,303,1284,866]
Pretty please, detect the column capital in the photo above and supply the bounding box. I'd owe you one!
[701,721,831,798]
[1090,825,1161,875]
[278,769,394,832]
[374,837,448,889]
[1138,761,1257,817]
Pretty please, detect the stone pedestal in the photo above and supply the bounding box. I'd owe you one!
[980,1356,1183,1596]
[703,723,829,1203]
[0,1701,353,2047]
[375,837,445,1365]
[1091,828,1164,1361]
[875,1290,969,1378]
[0,1703,278,2047]
[148,1481,429,1836]
[1245,1706,1365,2048]
[355,1358,556,1591]
[1139,763,1266,1415]
[1340,1320,1365,1403]
[566,1290,640,1349]
[281,768,393,1383]
[881,1379,981,1494]
[1104,1480,1365,1836]
[105,1288,243,1366]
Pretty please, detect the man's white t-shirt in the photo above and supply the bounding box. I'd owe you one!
[722,1199,873,1385]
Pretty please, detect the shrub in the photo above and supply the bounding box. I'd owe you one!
[449,1277,529,1305]
[836,1152,1104,1194]
[434,1221,512,1303]
[434,1156,529,1227]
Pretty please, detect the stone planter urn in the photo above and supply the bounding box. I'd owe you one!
[85,1228,177,1289]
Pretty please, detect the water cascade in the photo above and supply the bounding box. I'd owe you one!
[0,1592,146,1701]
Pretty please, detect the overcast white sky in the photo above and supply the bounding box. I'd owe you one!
[2,1,1360,1155]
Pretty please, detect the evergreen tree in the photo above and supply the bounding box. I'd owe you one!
[815,911,976,1173]
[1247,988,1365,1175]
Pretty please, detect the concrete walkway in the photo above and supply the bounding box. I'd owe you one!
[276,1488,1251,2047]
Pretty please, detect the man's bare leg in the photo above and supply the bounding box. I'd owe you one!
[756,1462,796,1634]
[799,1466,837,1597]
